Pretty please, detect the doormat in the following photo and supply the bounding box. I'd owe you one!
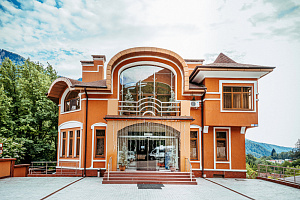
[137,184,164,189]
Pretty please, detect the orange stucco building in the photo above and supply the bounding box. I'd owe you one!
[47,47,274,178]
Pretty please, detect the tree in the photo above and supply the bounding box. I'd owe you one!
[0,85,13,137]
[291,139,300,160]
[0,58,19,136]
[0,137,28,164]
[0,58,58,163]
[271,148,278,159]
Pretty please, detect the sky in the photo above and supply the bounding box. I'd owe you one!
[0,0,299,147]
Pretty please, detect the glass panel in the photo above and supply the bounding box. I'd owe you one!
[217,132,226,139]
[190,131,197,138]
[243,87,251,92]
[96,138,104,155]
[117,122,179,171]
[63,132,66,138]
[70,131,73,138]
[243,93,249,109]
[190,140,197,159]
[233,94,241,108]
[64,91,80,112]
[233,87,241,92]
[120,66,175,102]
[217,140,226,159]
[223,86,231,92]
[69,139,73,156]
[76,138,80,156]
[62,140,65,156]
[223,93,232,108]
[76,130,80,156]
[96,130,105,136]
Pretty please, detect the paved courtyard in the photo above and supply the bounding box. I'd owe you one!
[0,177,299,200]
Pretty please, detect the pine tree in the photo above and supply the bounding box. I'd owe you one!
[271,148,277,159]
[0,84,13,137]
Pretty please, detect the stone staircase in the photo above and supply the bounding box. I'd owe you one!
[102,171,197,185]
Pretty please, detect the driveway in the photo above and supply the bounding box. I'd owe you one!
[0,177,299,200]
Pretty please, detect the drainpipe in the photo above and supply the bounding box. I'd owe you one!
[201,90,206,177]
[84,87,89,177]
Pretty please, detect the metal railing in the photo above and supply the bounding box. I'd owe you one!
[119,97,180,116]
[257,164,300,186]
[29,161,80,175]
[107,157,112,181]
[185,158,193,182]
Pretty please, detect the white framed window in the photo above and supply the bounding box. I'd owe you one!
[219,80,257,113]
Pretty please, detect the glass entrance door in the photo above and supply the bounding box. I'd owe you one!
[117,122,180,171]
[118,135,178,171]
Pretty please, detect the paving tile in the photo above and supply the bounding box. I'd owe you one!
[1,177,299,200]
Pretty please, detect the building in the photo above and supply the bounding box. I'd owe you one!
[47,47,274,178]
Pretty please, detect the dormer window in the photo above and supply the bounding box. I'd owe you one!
[64,91,80,112]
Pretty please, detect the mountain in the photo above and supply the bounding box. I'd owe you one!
[246,139,293,158]
[0,49,25,65]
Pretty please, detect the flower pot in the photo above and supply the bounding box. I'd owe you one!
[170,166,176,172]
[119,165,126,171]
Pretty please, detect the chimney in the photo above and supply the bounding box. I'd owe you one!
[81,55,106,82]
[184,59,205,75]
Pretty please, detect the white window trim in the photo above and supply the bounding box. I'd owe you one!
[60,88,82,114]
[190,124,202,170]
[67,131,70,157]
[213,127,231,170]
[58,121,83,167]
[219,80,257,113]
[74,130,81,158]
[91,123,107,169]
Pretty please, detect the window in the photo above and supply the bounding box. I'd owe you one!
[190,131,198,160]
[216,131,227,161]
[120,66,175,102]
[223,86,252,110]
[64,91,80,112]
[75,130,80,157]
[95,130,105,157]
[69,131,73,157]
[61,132,66,157]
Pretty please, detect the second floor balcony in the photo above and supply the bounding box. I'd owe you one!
[118,97,180,116]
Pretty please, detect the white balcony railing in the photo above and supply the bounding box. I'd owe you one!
[119,97,180,116]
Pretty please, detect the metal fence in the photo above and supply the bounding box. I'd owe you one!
[257,164,300,186]
[29,161,80,176]
[119,97,180,116]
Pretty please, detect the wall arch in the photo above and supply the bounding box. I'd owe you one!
[106,47,189,94]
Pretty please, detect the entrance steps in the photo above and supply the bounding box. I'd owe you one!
[102,171,197,185]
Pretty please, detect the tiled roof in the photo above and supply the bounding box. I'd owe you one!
[203,62,275,69]
[214,53,236,63]
[200,53,275,69]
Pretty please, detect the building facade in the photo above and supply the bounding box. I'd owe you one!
[47,47,274,178]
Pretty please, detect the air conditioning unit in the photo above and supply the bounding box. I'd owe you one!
[190,101,200,108]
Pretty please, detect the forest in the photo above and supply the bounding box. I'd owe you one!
[0,58,58,164]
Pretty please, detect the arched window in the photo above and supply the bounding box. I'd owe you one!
[64,91,80,112]
[120,66,175,102]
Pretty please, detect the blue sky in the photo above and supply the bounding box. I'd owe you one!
[0,0,299,147]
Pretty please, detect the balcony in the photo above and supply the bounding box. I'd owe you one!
[118,97,180,116]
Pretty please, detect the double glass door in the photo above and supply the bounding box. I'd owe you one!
[118,135,178,171]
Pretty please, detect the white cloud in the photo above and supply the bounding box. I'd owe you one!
[0,0,299,146]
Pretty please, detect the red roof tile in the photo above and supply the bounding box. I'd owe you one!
[214,53,236,63]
